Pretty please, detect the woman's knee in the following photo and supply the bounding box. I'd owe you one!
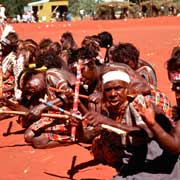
[24,129,35,143]
[32,135,49,149]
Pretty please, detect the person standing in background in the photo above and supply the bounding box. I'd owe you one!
[0,4,6,26]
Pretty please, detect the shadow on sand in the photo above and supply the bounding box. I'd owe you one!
[44,155,103,180]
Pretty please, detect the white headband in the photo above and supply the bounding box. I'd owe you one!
[102,70,130,84]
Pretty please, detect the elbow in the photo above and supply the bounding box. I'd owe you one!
[171,147,180,155]
[164,142,180,155]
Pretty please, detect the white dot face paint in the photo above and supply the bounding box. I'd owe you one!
[25,75,45,94]
[30,78,41,87]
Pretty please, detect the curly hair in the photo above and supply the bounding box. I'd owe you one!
[97,31,113,48]
[60,32,78,50]
[39,38,53,50]
[167,53,180,72]
[110,42,139,69]
[36,51,62,69]
[68,46,98,65]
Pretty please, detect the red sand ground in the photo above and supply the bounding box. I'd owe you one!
[0,16,180,180]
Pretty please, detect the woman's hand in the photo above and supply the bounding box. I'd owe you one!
[88,91,102,112]
[83,111,108,127]
[26,105,44,122]
[134,96,156,127]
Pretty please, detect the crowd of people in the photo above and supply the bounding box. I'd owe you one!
[0,22,180,179]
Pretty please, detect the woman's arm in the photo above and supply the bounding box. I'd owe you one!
[136,101,180,154]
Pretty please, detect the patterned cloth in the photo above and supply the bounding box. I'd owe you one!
[2,51,26,100]
[29,113,72,142]
[146,87,172,118]
[2,51,15,74]
[46,68,75,100]
[3,75,14,97]
[2,52,16,98]
[137,59,157,87]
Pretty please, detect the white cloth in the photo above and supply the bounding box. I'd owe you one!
[102,71,130,84]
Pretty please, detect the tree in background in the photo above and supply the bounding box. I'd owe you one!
[1,0,32,18]
[1,0,97,20]
[69,0,96,18]
[1,0,179,21]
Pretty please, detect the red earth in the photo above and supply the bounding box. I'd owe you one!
[1,16,180,180]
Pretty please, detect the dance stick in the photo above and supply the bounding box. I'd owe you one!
[101,124,127,135]
[0,66,3,96]
[0,110,69,119]
[39,98,83,120]
[71,59,82,141]
[48,87,89,100]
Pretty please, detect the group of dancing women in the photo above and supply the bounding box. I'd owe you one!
[0,23,180,180]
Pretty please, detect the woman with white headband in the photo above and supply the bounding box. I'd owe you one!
[114,50,180,180]
[83,63,174,178]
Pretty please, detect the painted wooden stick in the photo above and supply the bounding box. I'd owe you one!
[0,110,69,119]
[0,66,3,97]
[48,87,89,100]
[101,124,127,135]
[39,98,83,120]
[71,59,82,141]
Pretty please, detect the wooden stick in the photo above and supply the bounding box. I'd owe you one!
[0,66,3,96]
[49,87,89,100]
[39,98,83,120]
[71,59,82,142]
[101,124,127,135]
[0,110,69,119]
[48,87,89,100]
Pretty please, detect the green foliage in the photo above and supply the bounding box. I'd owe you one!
[1,0,97,19]
[96,5,114,20]
[1,0,32,18]
[68,0,80,16]
[69,0,96,16]
[1,0,179,19]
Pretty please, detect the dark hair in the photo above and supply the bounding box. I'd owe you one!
[18,68,47,108]
[19,39,38,64]
[18,68,39,90]
[78,47,98,59]
[171,46,180,58]
[68,47,98,65]
[39,38,53,50]
[81,35,100,51]
[48,41,62,55]
[6,32,19,46]
[97,31,113,48]
[60,32,78,50]
[36,52,62,69]
[2,32,19,53]
[167,54,180,72]
[111,42,139,69]
[21,39,38,53]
